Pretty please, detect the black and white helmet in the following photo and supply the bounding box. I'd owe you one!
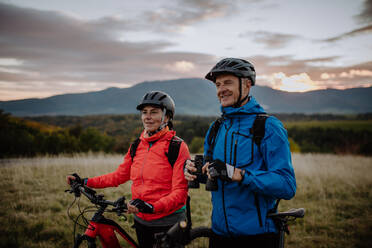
[136,91,175,119]
[205,58,256,85]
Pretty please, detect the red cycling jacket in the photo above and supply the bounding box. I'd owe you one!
[87,127,190,221]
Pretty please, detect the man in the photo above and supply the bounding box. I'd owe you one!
[184,58,296,247]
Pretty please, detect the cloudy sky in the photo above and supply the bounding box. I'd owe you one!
[0,0,371,100]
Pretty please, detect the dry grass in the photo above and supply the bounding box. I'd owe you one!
[0,153,371,248]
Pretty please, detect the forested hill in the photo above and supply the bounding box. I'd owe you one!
[1,78,372,116]
[1,110,372,158]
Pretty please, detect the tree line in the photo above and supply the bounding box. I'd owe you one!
[0,110,115,158]
[1,110,372,158]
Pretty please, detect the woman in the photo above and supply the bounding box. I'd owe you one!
[67,91,190,247]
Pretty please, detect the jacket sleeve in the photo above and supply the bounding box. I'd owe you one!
[152,141,190,213]
[86,150,132,188]
[241,117,297,200]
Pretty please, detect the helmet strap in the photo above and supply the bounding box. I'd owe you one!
[233,78,242,108]
[233,78,250,108]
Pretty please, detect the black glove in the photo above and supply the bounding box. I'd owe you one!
[130,199,154,213]
[70,173,87,185]
[209,159,233,182]
[70,173,83,185]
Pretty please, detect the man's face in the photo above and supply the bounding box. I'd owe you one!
[215,74,251,107]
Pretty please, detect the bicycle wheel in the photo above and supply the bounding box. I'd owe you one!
[186,227,214,248]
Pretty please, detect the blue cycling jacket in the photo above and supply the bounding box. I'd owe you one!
[204,96,296,237]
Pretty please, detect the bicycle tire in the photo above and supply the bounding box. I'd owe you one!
[186,227,214,248]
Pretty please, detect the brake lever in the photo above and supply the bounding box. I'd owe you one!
[112,196,127,216]
[112,206,128,217]
[68,182,82,197]
[114,196,126,206]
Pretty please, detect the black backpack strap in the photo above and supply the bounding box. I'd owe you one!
[250,114,269,148]
[130,136,182,167]
[166,135,183,167]
[205,117,224,162]
[129,138,141,162]
[251,114,269,171]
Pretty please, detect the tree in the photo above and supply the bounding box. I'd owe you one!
[189,136,204,154]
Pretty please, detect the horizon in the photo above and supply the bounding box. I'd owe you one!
[1,77,371,102]
[0,0,371,101]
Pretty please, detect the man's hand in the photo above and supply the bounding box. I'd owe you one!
[231,168,244,182]
[202,162,211,178]
[204,160,244,182]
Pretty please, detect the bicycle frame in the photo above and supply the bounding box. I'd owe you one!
[81,218,138,248]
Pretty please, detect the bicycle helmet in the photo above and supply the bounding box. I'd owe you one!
[136,91,175,119]
[205,58,256,108]
[205,58,256,85]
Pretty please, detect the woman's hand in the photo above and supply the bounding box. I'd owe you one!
[127,202,139,214]
[183,160,197,181]
[128,199,154,214]
[66,173,84,185]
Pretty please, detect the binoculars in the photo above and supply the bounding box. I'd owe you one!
[187,155,205,189]
[187,155,221,191]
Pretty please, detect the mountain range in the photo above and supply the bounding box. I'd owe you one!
[1,78,371,116]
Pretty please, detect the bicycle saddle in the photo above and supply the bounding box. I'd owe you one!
[267,208,305,218]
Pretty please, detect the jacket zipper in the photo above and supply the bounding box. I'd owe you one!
[222,120,233,236]
[254,192,263,227]
[233,139,237,167]
[140,143,151,185]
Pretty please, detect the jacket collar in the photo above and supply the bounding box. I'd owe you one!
[141,126,175,143]
[221,96,265,118]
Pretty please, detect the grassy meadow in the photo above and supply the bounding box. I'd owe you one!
[0,153,371,248]
[284,119,372,131]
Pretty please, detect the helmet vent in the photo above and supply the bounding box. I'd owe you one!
[229,61,238,68]
[159,95,167,101]
[151,92,158,99]
[205,58,256,85]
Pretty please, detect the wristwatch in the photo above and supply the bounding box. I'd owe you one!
[239,169,245,185]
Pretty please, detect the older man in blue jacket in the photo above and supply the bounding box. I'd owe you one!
[184,58,296,248]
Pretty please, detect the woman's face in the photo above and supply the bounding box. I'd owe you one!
[141,105,168,133]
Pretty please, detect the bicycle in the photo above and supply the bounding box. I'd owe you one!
[66,179,214,248]
[66,179,303,248]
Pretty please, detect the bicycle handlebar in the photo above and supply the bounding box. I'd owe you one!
[66,180,128,213]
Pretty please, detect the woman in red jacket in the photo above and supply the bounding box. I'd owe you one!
[67,91,190,247]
